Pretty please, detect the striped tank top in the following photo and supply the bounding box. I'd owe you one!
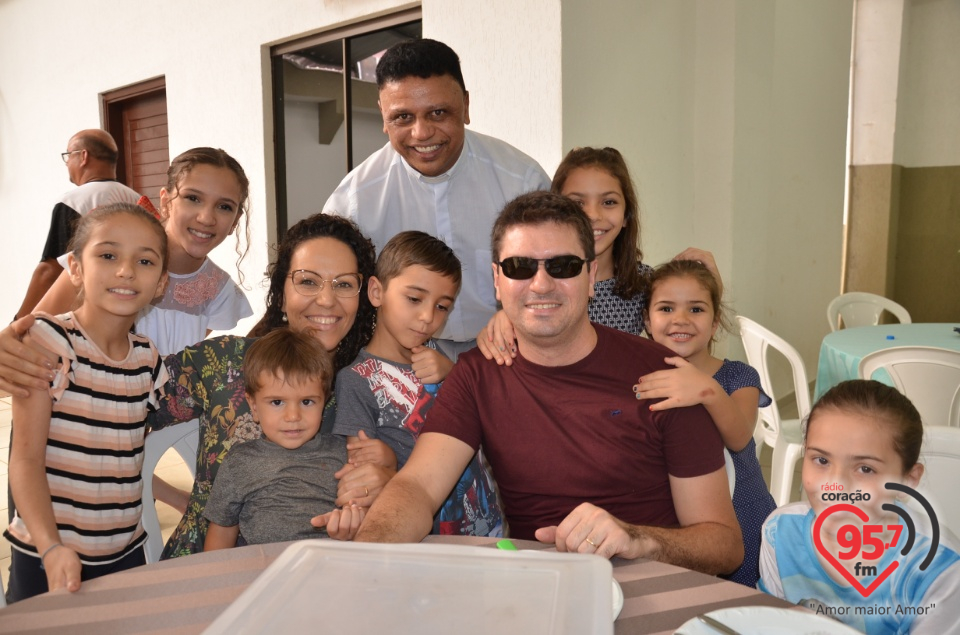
[5,312,167,564]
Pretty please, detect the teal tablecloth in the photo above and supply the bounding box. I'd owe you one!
[815,323,960,399]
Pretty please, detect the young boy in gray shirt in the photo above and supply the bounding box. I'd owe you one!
[333,231,502,536]
[203,329,362,549]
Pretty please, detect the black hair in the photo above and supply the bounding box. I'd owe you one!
[805,379,924,472]
[376,39,466,92]
[249,214,377,372]
[491,191,596,263]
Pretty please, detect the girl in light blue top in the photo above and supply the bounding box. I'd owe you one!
[759,380,960,633]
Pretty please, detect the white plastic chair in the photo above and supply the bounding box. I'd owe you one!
[723,448,736,498]
[737,316,811,506]
[916,426,960,535]
[826,291,911,332]
[141,421,199,563]
[858,346,960,428]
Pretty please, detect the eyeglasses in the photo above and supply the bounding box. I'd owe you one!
[289,270,363,297]
[497,255,587,280]
[61,150,82,163]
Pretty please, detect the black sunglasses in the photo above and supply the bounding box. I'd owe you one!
[497,255,587,280]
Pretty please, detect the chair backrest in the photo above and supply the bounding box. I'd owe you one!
[826,292,911,332]
[141,420,199,563]
[858,346,960,427]
[916,426,960,535]
[736,316,812,450]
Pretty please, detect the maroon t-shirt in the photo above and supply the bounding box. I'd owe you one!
[423,324,725,540]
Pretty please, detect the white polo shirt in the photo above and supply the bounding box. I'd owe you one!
[325,129,550,342]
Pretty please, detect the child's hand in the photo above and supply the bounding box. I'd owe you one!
[476,310,518,366]
[633,357,722,411]
[42,544,82,593]
[334,461,396,507]
[346,431,397,470]
[410,345,453,384]
[673,248,724,295]
[312,503,365,540]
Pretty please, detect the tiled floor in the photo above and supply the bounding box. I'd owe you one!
[0,395,193,594]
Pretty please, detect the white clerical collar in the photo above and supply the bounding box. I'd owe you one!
[399,134,469,184]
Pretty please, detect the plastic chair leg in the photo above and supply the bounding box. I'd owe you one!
[770,440,804,506]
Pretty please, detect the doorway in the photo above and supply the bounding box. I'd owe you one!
[103,77,169,210]
[270,10,422,234]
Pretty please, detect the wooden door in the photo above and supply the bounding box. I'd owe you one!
[104,78,169,210]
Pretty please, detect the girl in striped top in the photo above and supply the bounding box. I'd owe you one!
[5,203,169,602]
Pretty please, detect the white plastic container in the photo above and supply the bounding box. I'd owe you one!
[205,540,614,634]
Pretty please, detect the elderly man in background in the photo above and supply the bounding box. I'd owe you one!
[325,39,550,361]
[14,129,140,320]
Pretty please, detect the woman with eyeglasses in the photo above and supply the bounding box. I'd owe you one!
[155,213,388,558]
[0,214,388,559]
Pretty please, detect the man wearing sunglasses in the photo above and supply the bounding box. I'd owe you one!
[357,191,744,577]
[325,39,550,362]
[14,129,140,321]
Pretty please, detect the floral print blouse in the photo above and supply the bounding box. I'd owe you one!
[149,335,336,558]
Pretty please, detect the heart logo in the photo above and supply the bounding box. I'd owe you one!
[813,503,899,598]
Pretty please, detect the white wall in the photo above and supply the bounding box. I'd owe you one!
[0,0,414,329]
[0,0,567,328]
[850,0,905,167]
[561,0,852,379]
[0,0,867,388]
[895,0,960,167]
[427,0,564,172]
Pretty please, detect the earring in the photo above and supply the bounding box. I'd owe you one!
[281,312,288,323]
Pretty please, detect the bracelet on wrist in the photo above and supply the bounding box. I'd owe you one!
[39,542,64,569]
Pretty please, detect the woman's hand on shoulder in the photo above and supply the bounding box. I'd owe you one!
[0,316,57,398]
[475,310,518,366]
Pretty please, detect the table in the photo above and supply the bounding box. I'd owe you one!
[0,536,793,635]
[815,323,960,400]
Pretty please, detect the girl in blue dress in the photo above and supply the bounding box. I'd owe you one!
[634,259,776,587]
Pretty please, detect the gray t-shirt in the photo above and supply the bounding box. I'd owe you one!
[203,433,347,545]
[333,349,428,467]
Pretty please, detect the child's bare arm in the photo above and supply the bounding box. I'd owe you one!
[634,357,755,451]
[11,389,82,592]
[204,522,240,551]
[703,384,760,452]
